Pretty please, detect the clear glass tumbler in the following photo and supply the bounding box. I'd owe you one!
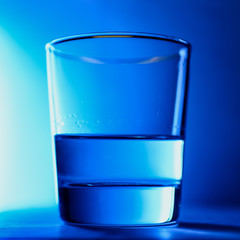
[46,32,191,226]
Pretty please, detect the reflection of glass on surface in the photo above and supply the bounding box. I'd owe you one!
[46,32,191,226]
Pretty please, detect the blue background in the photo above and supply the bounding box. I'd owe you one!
[0,0,240,214]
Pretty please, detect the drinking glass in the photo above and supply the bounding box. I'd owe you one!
[46,32,191,226]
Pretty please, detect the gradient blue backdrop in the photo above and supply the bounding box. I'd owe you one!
[0,0,240,215]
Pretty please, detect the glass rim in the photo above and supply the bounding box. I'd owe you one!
[46,31,191,59]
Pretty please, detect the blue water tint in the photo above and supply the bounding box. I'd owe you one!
[55,134,183,225]
[55,134,183,183]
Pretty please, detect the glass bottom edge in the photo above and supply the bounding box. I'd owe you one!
[63,220,178,228]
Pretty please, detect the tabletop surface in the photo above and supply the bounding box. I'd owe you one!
[1,206,240,239]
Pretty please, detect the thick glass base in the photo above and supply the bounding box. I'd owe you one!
[58,183,181,227]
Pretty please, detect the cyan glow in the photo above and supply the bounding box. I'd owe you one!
[0,27,56,211]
